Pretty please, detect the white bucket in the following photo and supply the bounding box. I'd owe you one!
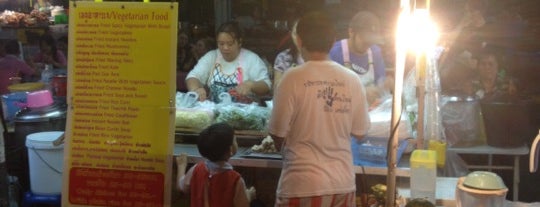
[25,131,64,195]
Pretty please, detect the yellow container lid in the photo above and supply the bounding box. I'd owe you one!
[8,82,45,92]
[410,149,437,169]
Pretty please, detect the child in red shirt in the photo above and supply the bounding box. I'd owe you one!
[176,122,256,207]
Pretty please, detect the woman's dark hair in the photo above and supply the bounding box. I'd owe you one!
[197,122,235,162]
[216,21,244,44]
[294,11,335,53]
[39,34,60,62]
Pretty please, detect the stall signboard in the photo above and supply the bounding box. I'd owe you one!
[63,1,178,206]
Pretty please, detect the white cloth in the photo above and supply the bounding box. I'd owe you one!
[269,60,371,198]
[186,49,271,88]
[341,40,375,86]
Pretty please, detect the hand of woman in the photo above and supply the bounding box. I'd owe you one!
[236,81,254,96]
[193,87,207,101]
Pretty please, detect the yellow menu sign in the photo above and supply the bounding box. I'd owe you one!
[63,2,178,207]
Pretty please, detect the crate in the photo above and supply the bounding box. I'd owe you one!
[352,137,408,167]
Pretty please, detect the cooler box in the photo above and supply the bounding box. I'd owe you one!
[352,137,408,167]
[25,131,64,195]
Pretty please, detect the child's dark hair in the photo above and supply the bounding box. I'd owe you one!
[197,122,235,162]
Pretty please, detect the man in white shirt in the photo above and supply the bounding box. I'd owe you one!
[269,11,370,207]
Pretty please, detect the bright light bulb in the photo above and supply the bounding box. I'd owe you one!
[396,9,439,53]
[409,9,439,54]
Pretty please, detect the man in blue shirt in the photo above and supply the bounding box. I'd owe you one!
[330,11,388,108]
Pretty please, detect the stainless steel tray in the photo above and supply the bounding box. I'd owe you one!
[242,150,282,160]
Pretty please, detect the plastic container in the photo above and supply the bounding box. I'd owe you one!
[25,131,64,195]
[7,82,44,93]
[40,64,54,92]
[51,75,67,97]
[456,177,508,207]
[352,137,408,167]
[26,90,54,108]
[442,96,485,147]
[410,150,437,204]
[1,92,27,123]
[428,139,447,168]
[463,171,507,190]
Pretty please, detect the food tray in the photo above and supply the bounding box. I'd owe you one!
[175,126,202,134]
[351,137,408,167]
[175,129,267,137]
[241,150,282,160]
[235,130,268,138]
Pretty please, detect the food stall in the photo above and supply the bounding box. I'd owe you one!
[0,2,68,56]
[174,87,418,206]
[173,0,540,206]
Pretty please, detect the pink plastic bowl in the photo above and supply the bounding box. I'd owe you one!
[26,90,53,108]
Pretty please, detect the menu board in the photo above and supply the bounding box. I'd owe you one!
[63,2,178,207]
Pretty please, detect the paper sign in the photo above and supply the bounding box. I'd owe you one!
[63,2,178,207]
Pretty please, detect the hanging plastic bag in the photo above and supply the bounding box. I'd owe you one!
[367,98,413,140]
[441,96,486,147]
[440,151,470,177]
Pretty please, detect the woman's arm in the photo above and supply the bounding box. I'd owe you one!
[240,51,271,96]
[186,77,207,101]
[236,80,270,96]
[185,51,218,100]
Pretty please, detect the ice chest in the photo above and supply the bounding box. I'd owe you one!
[351,137,408,167]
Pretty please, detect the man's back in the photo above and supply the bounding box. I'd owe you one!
[269,60,370,197]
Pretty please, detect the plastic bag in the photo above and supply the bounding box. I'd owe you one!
[441,96,486,147]
[215,102,270,131]
[440,151,470,177]
[175,107,214,131]
[176,91,199,108]
[367,98,413,140]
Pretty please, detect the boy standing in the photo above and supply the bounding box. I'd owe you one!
[176,122,256,207]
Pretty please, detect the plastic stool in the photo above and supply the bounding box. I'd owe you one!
[22,191,61,207]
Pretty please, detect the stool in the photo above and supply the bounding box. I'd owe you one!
[22,191,61,207]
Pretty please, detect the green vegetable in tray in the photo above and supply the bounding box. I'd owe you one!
[215,104,270,131]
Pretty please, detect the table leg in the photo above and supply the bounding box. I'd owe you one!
[488,154,493,171]
[513,155,519,201]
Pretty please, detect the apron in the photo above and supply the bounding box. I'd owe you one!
[341,39,375,86]
[208,51,254,103]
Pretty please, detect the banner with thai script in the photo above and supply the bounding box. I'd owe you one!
[63,1,178,206]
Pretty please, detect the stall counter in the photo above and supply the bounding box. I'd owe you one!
[174,143,411,177]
